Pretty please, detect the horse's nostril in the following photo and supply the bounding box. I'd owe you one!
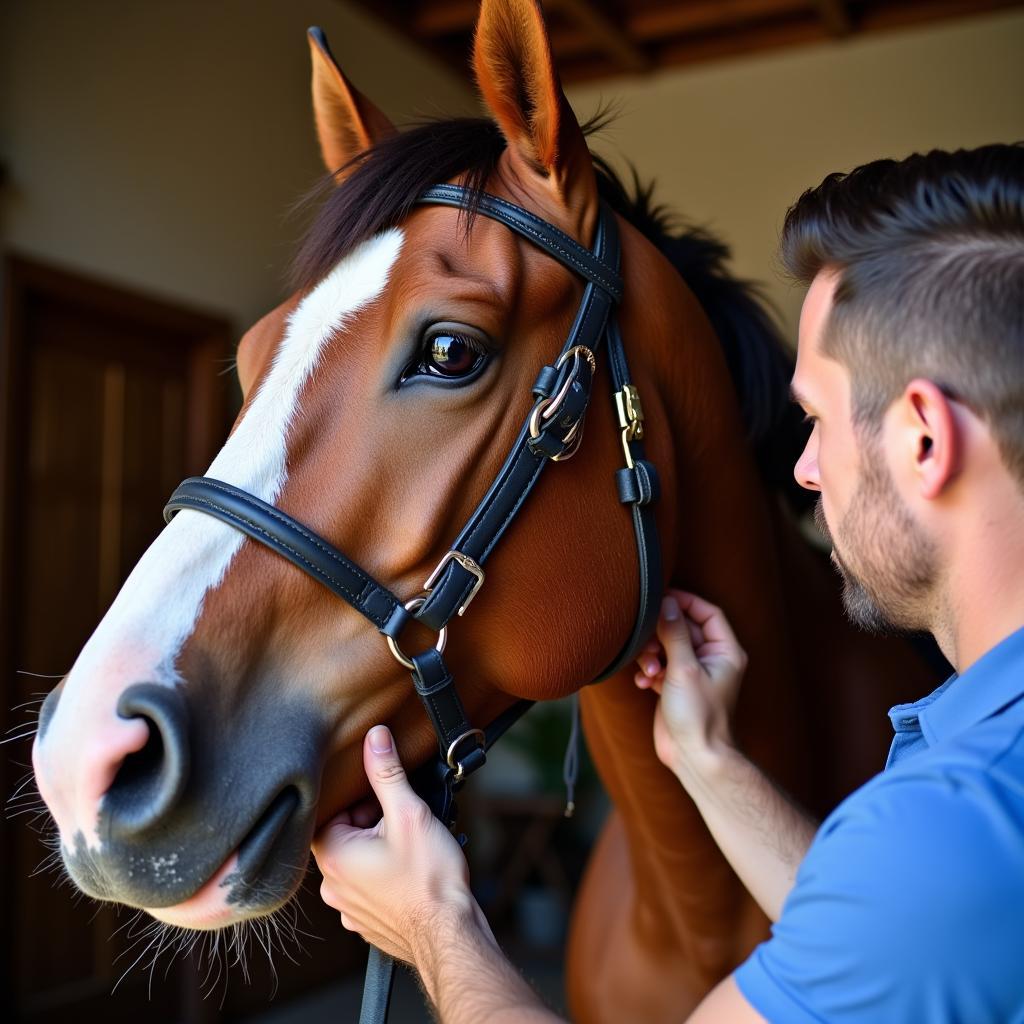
[108,683,190,837]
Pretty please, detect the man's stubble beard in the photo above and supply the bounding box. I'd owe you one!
[813,447,939,635]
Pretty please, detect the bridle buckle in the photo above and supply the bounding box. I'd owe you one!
[528,345,596,461]
[615,384,645,469]
[424,550,485,616]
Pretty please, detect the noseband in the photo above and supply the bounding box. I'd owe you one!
[164,184,662,1020]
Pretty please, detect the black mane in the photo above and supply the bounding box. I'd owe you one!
[293,117,810,510]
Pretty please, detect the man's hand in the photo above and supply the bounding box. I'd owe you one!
[313,726,562,1023]
[634,590,747,774]
[633,589,816,921]
[312,725,477,964]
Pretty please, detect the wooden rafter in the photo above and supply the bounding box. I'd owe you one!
[413,0,477,36]
[813,0,854,36]
[347,0,1024,85]
[554,0,651,73]
[628,0,810,41]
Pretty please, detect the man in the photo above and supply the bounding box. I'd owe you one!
[313,143,1024,1022]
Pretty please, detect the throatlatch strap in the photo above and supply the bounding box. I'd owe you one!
[593,317,663,681]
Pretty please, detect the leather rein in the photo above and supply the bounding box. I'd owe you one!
[163,183,662,1021]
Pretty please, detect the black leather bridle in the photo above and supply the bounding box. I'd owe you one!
[163,184,662,1022]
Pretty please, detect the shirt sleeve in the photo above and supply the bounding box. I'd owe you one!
[732,767,1024,1024]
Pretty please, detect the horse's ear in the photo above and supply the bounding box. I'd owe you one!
[472,0,597,228]
[307,27,396,177]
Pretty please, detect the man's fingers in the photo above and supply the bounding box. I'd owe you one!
[634,669,664,694]
[363,725,419,814]
[346,795,383,828]
[656,595,700,675]
[311,813,361,867]
[670,589,741,650]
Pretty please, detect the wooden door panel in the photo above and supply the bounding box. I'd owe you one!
[2,256,232,1022]
[2,256,368,1023]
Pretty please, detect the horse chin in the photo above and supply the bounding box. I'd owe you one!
[145,852,245,930]
[141,833,310,931]
[59,779,314,929]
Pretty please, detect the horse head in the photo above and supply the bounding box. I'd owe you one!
[33,0,688,931]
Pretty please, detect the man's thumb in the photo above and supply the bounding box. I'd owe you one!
[656,595,698,674]
[363,726,413,807]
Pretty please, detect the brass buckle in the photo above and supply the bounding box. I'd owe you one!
[424,550,485,617]
[528,346,596,461]
[615,384,645,470]
[446,728,486,782]
[386,596,448,670]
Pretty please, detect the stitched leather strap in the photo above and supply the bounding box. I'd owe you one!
[593,317,663,681]
[419,184,623,302]
[164,477,412,640]
[411,647,486,776]
[360,948,396,1024]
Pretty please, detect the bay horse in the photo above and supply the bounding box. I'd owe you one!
[30,1,934,1019]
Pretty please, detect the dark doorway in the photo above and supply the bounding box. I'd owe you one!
[0,255,232,1022]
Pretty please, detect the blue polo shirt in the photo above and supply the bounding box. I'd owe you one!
[734,625,1024,1023]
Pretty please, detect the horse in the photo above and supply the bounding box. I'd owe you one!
[30,0,935,1019]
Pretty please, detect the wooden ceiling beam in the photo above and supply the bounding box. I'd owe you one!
[859,0,1024,32]
[411,0,651,73]
[413,0,478,36]
[813,0,853,36]
[349,0,1024,85]
[552,0,652,73]
[548,24,603,59]
[647,15,827,73]
[627,0,810,41]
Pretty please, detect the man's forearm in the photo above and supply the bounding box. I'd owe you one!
[413,901,565,1024]
[675,743,817,922]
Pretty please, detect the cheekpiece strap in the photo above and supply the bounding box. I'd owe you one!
[413,188,623,632]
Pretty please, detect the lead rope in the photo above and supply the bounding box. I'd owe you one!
[562,693,581,818]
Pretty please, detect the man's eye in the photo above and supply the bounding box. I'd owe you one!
[401,328,488,384]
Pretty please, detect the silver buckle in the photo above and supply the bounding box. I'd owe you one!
[423,550,485,617]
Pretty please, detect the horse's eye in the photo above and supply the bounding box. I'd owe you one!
[402,327,488,384]
[429,332,481,375]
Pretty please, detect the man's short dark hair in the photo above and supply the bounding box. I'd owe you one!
[780,143,1024,485]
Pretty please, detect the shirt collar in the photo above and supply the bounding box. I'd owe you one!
[915,624,1024,746]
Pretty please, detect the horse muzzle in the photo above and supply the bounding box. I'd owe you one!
[36,680,325,922]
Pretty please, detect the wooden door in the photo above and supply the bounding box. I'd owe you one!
[0,256,231,1022]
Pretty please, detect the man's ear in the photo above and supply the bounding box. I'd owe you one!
[308,27,396,178]
[901,379,962,499]
[472,0,597,237]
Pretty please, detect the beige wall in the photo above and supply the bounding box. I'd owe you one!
[567,7,1024,337]
[3,4,1022,340]
[0,0,478,332]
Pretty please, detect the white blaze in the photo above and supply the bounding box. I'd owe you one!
[39,230,403,844]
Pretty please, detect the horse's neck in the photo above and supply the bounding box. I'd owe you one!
[579,271,812,980]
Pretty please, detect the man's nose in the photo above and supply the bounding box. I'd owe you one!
[794,435,821,492]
